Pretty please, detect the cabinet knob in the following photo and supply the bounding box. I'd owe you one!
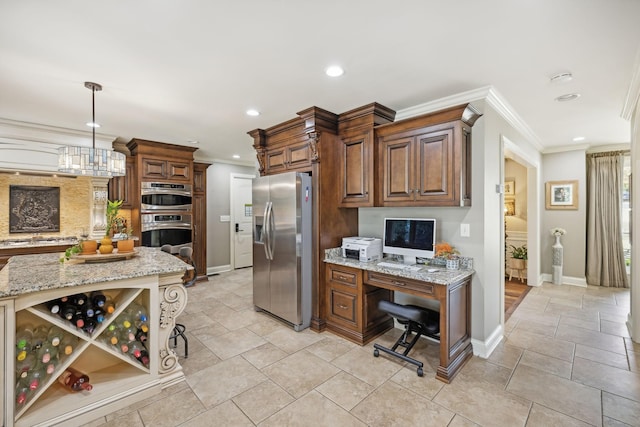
[337,304,348,310]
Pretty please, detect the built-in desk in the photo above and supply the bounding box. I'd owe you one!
[324,249,473,383]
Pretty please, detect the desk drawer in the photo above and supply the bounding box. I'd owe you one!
[329,287,358,325]
[329,265,359,287]
[365,271,435,296]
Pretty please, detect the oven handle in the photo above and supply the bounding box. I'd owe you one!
[141,222,192,232]
[141,203,192,211]
[141,188,192,197]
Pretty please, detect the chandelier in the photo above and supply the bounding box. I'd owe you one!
[58,82,126,177]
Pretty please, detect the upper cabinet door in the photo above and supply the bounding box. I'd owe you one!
[414,127,455,204]
[379,135,414,204]
[339,131,373,207]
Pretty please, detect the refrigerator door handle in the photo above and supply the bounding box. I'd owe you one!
[262,202,271,260]
[267,201,276,260]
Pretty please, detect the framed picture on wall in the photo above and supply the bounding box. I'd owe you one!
[545,180,578,210]
[504,180,515,196]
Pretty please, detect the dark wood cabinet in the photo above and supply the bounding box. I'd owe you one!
[376,104,481,207]
[140,157,191,182]
[128,139,197,184]
[108,156,136,209]
[325,264,393,345]
[337,103,395,208]
[192,162,210,280]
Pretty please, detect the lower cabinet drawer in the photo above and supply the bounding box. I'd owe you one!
[329,288,358,325]
[365,271,435,296]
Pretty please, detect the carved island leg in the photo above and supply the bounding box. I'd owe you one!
[158,283,188,374]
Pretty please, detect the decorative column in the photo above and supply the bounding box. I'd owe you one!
[90,177,110,240]
[552,234,563,285]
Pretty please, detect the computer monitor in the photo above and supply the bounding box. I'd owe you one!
[382,218,436,264]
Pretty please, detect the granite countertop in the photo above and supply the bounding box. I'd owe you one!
[324,248,474,286]
[0,247,192,299]
[0,237,79,249]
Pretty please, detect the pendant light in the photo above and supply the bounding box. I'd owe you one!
[58,82,126,177]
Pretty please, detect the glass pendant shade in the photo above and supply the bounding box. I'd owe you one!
[58,81,126,177]
[58,146,126,176]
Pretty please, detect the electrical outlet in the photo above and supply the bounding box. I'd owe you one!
[460,223,470,237]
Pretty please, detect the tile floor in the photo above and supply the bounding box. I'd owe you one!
[83,269,640,427]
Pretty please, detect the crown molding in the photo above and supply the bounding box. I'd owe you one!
[394,86,544,151]
[0,117,117,148]
[621,47,640,121]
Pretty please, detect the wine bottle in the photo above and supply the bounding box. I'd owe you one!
[104,298,116,314]
[94,308,105,323]
[71,309,85,329]
[46,299,62,315]
[83,317,97,334]
[117,313,133,329]
[135,327,148,344]
[104,328,120,346]
[58,367,93,392]
[83,305,95,318]
[47,326,64,347]
[59,302,76,321]
[37,342,58,364]
[26,366,46,390]
[127,303,149,323]
[128,341,149,366]
[15,378,31,406]
[70,293,88,307]
[43,356,59,375]
[59,334,78,357]
[121,325,136,343]
[90,290,107,308]
[16,323,34,352]
[32,325,49,350]
[15,353,36,380]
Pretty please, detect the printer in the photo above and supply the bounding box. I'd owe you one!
[341,237,383,262]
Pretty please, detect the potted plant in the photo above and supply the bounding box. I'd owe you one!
[99,200,123,254]
[508,244,527,270]
[116,226,135,253]
[435,241,460,269]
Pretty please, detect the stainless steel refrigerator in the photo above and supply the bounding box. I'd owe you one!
[252,172,312,331]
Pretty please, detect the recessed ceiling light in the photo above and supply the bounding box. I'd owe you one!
[232,154,240,159]
[187,140,199,144]
[86,122,100,128]
[246,109,260,116]
[325,65,344,77]
[550,72,573,83]
[572,136,585,142]
[555,93,581,102]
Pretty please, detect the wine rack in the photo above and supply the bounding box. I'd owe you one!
[12,282,160,427]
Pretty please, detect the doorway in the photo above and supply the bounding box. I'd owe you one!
[230,173,255,269]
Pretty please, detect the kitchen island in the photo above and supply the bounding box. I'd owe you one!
[0,247,191,427]
[324,248,473,383]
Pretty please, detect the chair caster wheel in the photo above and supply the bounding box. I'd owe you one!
[373,349,379,357]
[417,367,424,377]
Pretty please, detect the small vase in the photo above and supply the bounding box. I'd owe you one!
[99,237,114,254]
[446,258,460,270]
[117,239,134,253]
[552,234,563,285]
[80,240,98,255]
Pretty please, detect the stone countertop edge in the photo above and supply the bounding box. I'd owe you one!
[323,248,474,286]
[0,247,192,299]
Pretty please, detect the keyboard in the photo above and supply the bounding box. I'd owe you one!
[376,262,422,272]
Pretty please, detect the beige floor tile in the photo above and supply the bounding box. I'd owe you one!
[545,303,599,322]
[332,346,403,387]
[448,414,481,426]
[548,296,583,309]
[179,346,221,377]
[260,390,366,427]
[262,350,340,398]
[525,403,593,426]
[103,381,190,421]
[583,300,627,316]
[600,311,629,323]
[602,391,640,426]
[519,349,573,379]
[389,364,445,399]
[506,364,601,426]
[572,357,640,403]
[456,356,513,388]
[315,371,375,410]
[555,323,627,355]
[559,314,600,332]
[219,292,254,311]
[215,308,266,331]
[504,328,575,361]
[99,411,144,427]
[517,294,550,310]
[137,387,206,427]
[232,379,294,424]
[602,415,634,426]
[189,319,230,342]
[200,327,266,359]
[186,355,267,408]
[601,319,631,337]
[305,336,355,362]
[263,327,324,354]
[574,344,629,371]
[433,377,530,427]
[246,314,287,337]
[510,307,560,327]
[178,401,254,427]
[241,342,288,369]
[487,341,523,369]
[513,319,558,337]
[176,311,217,333]
[353,381,454,426]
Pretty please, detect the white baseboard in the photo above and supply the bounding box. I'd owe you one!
[540,273,587,287]
[207,264,232,275]
[471,324,504,359]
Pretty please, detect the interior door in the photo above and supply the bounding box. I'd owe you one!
[231,174,255,269]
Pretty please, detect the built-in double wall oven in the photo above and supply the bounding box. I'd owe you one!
[140,182,193,253]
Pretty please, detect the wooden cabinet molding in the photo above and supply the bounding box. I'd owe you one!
[375,103,481,207]
[192,162,211,280]
[127,138,197,183]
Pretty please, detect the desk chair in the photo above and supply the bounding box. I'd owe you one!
[161,245,190,358]
[373,300,439,377]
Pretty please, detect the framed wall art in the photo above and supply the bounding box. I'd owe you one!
[9,185,60,233]
[545,180,578,210]
[504,180,515,196]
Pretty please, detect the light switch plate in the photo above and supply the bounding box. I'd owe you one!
[220,215,231,222]
[460,223,470,237]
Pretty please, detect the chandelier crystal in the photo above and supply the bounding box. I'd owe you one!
[58,82,126,177]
